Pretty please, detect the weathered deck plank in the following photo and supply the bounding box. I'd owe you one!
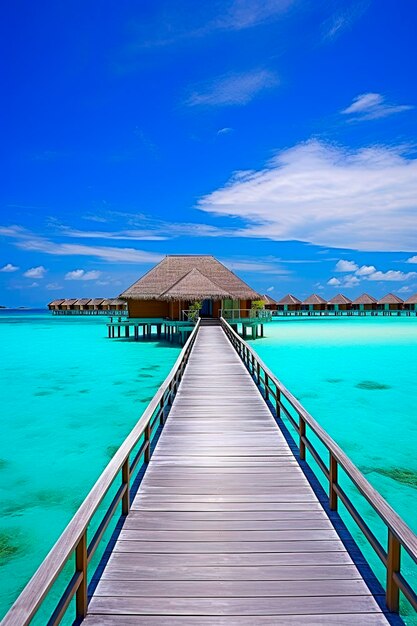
[87,326,388,623]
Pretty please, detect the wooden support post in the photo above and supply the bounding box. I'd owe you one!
[134,325,138,340]
[159,398,165,425]
[108,326,111,338]
[265,373,270,402]
[75,532,88,621]
[256,362,260,385]
[299,416,306,460]
[386,530,401,612]
[122,456,130,515]
[125,325,130,338]
[261,324,264,337]
[329,453,338,511]
[276,389,281,418]
[144,423,151,463]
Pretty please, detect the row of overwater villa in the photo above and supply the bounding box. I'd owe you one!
[48,298,127,314]
[262,292,417,315]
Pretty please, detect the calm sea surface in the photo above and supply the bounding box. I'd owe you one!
[1,313,417,621]
[249,316,417,622]
[0,311,181,620]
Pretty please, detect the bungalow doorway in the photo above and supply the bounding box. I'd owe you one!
[200,299,213,317]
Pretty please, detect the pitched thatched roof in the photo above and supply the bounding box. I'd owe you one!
[378,293,403,304]
[261,294,277,305]
[48,299,65,306]
[74,298,91,306]
[88,298,105,305]
[62,299,78,305]
[404,293,417,304]
[328,294,352,305]
[352,293,377,305]
[277,294,301,305]
[109,299,127,306]
[302,294,327,305]
[120,255,260,301]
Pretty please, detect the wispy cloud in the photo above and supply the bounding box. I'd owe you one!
[65,269,102,281]
[407,256,417,264]
[342,93,413,120]
[186,69,279,107]
[217,127,234,136]
[0,225,164,264]
[198,140,417,251]
[126,0,295,51]
[57,226,168,242]
[0,263,19,273]
[46,282,63,291]
[23,266,47,279]
[322,1,370,42]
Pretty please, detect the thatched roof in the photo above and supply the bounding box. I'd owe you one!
[302,294,327,305]
[74,298,91,306]
[109,299,127,306]
[352,293,377,304]
[261,294,277,305]
[378,293,403,304]
[277,294,301,305]
[404,293,417,304]
[328,294,352,305]
[120,255,260,301]
[48,299,65,306]
[88,298,105,305]
[62,299,78,305]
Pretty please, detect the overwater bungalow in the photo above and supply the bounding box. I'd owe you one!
[261,294,278,311]
[404,293,417,311]
[101,298,127,312]
[276,294,301,312]
[74,298,91,311]
[61,298,78,311]
[352,293,378,311]
[48,299,65,312]
[119,255,260,320]
[327,294,352,311]
[378,293,404,311]
[86,298,105,311]
[302,294,327,312]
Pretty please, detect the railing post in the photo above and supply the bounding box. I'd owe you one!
[75,532,87,621]
[265,373,269,402]
[122,456,130,515]
[276,388,281,418]
[386,530,401,612]
[329,453,338,511]
[256,361,260,385]
[145,422,151,463]
[159,397,165,425]
[299,416,306,460]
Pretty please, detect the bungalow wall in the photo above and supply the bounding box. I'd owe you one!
[352,303,377,311]
[127,299,169,318]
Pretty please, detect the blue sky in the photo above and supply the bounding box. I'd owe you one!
[1,0,417,307]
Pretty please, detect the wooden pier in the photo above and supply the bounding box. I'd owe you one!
[3,320,417,625]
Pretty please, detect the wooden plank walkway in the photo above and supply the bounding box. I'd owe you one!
[85,326,388,625]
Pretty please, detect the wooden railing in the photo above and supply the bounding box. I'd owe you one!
[221,317,417,615]
[220,308,272,321]
[2,319,201,626]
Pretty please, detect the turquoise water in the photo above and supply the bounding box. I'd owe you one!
[249,316,417,621]
[0,311,181,620]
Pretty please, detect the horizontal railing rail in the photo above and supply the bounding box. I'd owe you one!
[221,316,417,615]
[220,308,272,321]
[2,319,201,626]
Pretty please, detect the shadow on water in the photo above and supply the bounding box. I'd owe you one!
[0,531,24,565]
[356,380,392,390]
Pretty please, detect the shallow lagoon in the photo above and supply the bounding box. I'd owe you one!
[0,311,181,619]
[249,316,417,621]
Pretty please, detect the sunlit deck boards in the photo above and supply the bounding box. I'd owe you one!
[86,327,388,624]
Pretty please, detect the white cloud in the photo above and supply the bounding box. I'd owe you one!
[327,277,341,286]
[343,275,361,288]
[367,270,416,282]
[355,264,376,276]
[397,286,411,293]
[23,265,47,278]
[266,286,274,292]
[65,269,102,281]
[217,127,234,135]
[46,282,63,290]
[407,256,417,264]
[186,69,279,107]
[335,260,358,272]
[198,140,417,251]
[0,263,19,272]
[342,93,413,120]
